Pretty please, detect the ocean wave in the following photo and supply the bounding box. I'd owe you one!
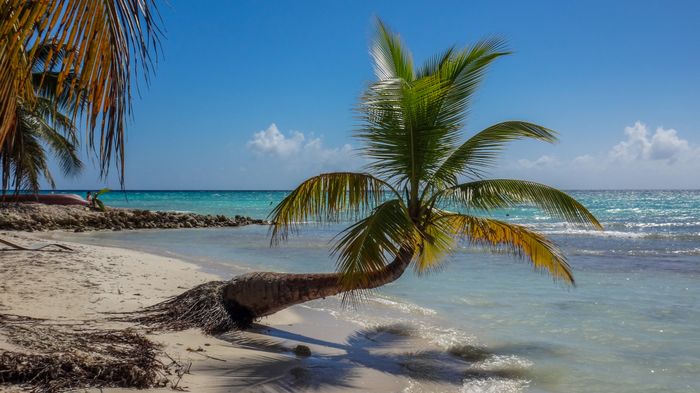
[540,229,647,238]
[540,228,700,241]
[673,248,700,256]
[453,297,503,308]
[622,221,700,228]
[417,324,479,349]
[623,248,700,256]
[369,295,438,316]
[574,247,700,257]
[573,249,606,256]
[460,377,529,393]
[472,354,533,371]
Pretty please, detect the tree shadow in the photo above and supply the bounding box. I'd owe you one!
[215,322,538,392]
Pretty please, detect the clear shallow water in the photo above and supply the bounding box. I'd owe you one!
[50,190,700,392]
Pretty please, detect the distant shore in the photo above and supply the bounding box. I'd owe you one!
[0,203,269,232]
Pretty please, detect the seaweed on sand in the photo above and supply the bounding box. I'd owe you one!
[0,313,178,392]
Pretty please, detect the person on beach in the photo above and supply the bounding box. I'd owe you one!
[86,192,94,208]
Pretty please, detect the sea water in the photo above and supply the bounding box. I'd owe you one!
[49,190,700,392]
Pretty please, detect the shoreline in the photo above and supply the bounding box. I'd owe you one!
[0,231,464,392]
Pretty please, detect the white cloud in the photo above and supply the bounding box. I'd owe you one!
[572,154,595,166]
[247,123,306,156]
[517,155,560,169]
[507,121,699,189]
[609,121,691,163]
[245,124,361,185]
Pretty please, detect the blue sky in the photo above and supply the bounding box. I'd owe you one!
[47,0,700,190]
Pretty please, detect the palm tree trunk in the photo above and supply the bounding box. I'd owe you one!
[130,248,414,334]
[223,247,414,318]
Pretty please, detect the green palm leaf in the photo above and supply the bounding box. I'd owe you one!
[269,172,400,244]
[413,217,456,273]
[358,23,510,198]
[0,41,83,193]
[438,179,602,229]
[431,121,558,185]
[372,18,414,81]
[1,113,54,191]
[332,199,414,288]
[437,212,574,284]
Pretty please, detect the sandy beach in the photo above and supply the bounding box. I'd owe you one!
[1,231,459,393]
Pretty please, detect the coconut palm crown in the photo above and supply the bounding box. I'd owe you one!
[270,20,602,290]
[1,43,82,192]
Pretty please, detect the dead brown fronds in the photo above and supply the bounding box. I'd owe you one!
[0,313,175,392]
[116,280,255,334]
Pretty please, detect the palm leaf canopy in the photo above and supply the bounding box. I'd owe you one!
[1,42,83,193]
[269,18,602,288]
[0,0,162,184]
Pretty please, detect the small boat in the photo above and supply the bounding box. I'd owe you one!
[0,193,88,206]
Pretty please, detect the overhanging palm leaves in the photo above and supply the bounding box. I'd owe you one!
[269,18,601,289]
[437,212,574,283]
[1,43,83,193]
[0,99,82,191]
[0,0,161,184]
[269,172,400,243]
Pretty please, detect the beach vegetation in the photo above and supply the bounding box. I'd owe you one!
[92,187,111,212]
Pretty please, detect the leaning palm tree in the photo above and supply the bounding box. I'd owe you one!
[1,43,82,192]
[135,19,602,334]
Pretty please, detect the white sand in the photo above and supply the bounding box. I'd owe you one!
[0,232,455,392]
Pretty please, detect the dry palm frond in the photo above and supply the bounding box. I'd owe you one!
[0,314,167,392]
[115,280,255,334]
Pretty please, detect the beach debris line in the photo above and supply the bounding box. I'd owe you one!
[0,237,74,252]
[0,313,185,392]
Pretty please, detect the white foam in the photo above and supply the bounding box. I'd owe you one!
[369,295,438,316]
[473,354,533,370]
[460,378,529,393]
[540,229,647,238]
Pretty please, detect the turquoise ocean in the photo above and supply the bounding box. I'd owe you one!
[49,190,699,392]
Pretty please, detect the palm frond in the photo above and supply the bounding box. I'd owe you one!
[269,172,400,244]
[372,18,414,81]
[0,0,162,184]
[1,112,54,192]
[358,26,509,196]
[437,212,574,284]
[431,121,558,186]
[413,217,455,273]
[332,199,415,289]
[0,95,81,192]
[438,179,602,229]
[34,97,79,143]
[31,111,82,177]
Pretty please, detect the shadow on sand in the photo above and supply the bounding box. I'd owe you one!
[213,322,548,392]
